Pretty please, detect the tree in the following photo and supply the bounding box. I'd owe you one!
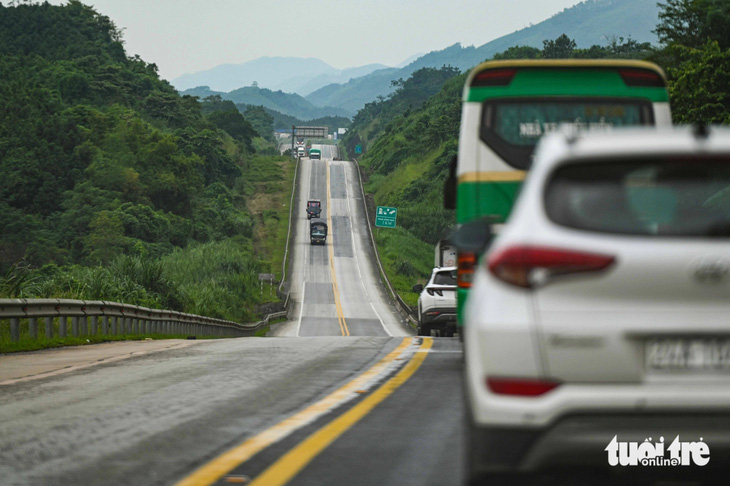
[242,105,275,141]
[668,40,730,124]
[542,34,577,58]
[655,0,730,49]
[654,0,730,123]
[492,45,542,60]
[207,109,257,150]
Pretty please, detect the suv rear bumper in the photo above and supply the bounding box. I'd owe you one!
[468,412,730,477]
[421,308,457,329]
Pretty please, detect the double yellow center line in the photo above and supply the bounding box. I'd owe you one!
[326,160,349,336]
[175,337,432,486]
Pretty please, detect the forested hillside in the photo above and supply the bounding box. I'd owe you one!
[349,0,730,304]
[306,0,660,117]
[181,85,353,119]
[0,1,292,323]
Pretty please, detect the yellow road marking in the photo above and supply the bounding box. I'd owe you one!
[249,337,433,486]
[174,338,416,486]
[326,160,349,336]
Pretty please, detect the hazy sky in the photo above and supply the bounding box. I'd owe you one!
[48,0,582,82]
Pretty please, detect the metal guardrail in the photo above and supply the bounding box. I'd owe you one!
[0,152,304,347]
[351,158,418,327]
[0,298,269,343]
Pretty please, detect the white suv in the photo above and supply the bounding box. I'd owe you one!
[415,267,457,337]
[463,126,730,485]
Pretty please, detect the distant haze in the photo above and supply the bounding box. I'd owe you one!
[43,0,582,82]
[172,57,391,94]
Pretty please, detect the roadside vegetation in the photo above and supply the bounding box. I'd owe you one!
[345,0,730,307]
[0,2,294,351]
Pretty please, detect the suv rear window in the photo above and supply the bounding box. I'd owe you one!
[545,158,730,237]
[433,270,457,286]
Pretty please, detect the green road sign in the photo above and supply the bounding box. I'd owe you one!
[375,206,397,228]
[355,144,362,154]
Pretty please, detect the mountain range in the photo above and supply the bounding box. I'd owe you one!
[173,56,392,95]
[177,0,661,120]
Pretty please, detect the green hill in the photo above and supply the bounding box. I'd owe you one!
[307,0,660,114]
[181,85,353,119]
[0,1,290,323]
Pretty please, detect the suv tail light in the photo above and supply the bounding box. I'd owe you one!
[487,377,560,396]
[426,289,443,296]
[487,245,615,289]
[458,252,477,288]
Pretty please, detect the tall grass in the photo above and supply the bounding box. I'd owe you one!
[162,238,262,323]
[372,227,433,307]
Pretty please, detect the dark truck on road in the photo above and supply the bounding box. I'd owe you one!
[306,200,321,219]
[310,219,327,245]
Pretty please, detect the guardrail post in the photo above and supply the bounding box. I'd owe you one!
[59,316,67,338]
[45,316,53,338]
[29,317,38,339]
[11,317,20,342]
[72,316,79,337]
[111,316,117,335]
[102,316,109,335]
[90,316,97,336]
[80,316,87,336]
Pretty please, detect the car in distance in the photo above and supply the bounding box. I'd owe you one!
[463,125,730,484]
[306,200,321,219]
[309,148,321,160]
[413,267,457,337]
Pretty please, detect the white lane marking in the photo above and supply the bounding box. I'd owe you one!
[369,302,391,337]
[342,161,391,334]
[343,166,364,282]
[296,281,306,337]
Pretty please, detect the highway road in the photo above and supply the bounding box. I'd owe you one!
[0,145,466,486]
[271,144,411,338]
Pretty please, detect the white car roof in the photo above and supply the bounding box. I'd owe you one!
[533,125,730,173]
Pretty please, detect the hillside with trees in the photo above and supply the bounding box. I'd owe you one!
[348,0,730,303]
[0,1,293,324]
[181,85,353,119]
[307,0,660,117]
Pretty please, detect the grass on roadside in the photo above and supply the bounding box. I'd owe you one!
[243,154,296,284]
[0,331,206,354]
[372,226,433,308]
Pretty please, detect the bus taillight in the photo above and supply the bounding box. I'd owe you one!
[472,69,516,87]
[458,252,477,288]
[619,69,666,87]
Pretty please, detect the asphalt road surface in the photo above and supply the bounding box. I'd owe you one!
[271,144,412,338]
[0,145,466,486]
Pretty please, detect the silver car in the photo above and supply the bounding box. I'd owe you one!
[463,126,730,485]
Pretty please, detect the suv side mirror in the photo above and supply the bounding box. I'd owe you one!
[411,284,424,293]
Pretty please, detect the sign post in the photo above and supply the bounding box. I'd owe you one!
[375,206,397,228]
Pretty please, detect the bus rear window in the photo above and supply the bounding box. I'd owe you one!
[480,98,654,170]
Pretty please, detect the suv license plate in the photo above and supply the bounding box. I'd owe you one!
[646,338,730,371]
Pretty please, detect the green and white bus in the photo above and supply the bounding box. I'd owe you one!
[450,59,672,325]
